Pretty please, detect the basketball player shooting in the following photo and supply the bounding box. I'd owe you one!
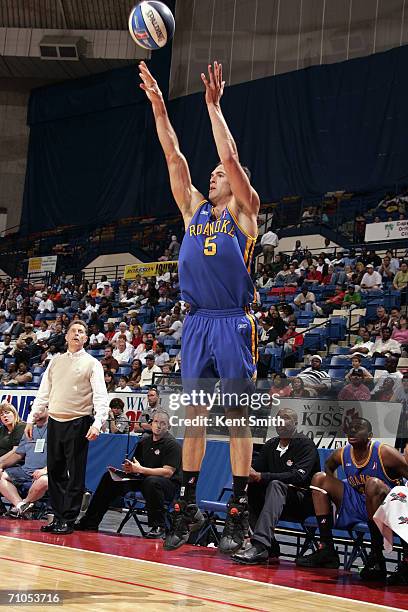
[139,60,260,553]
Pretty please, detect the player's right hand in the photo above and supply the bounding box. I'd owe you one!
[24,423,33,440]
[139,61,163,103]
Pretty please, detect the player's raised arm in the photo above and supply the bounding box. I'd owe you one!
[139,61,203,225]
[201,61,260,220]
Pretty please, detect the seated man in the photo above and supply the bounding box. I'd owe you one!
[232,408,320,565]
[296,417,408,584]
[76,411,181,538]
[4,362,33,387]
[297,355,331,397]
[0,407,48,516]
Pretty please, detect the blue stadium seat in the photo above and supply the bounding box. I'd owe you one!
[330,355,352,367]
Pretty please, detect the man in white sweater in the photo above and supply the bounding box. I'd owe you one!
[25,321,108,534]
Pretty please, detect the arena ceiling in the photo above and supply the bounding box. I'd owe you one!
[0,0,146,85]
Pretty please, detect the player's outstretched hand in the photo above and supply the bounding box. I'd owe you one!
[201,61,225,107]
[139,61,163,104]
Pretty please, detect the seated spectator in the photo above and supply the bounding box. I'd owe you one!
[0,402,26,463]
[280,304,296,325]
[104,322,116,343]
[104,398,129,434]
[338,369,371,401]
[378,256,395,287]
[0,315,8,335]
[0,333,13,364]
[128,359,143,389]
[155,342,170,367]
[104,371,116,393]
[372,377,396,401]
[138,339,155,365]
[373,306,389,336]
[392,316,408,356]
[322,264,334,285]
[100,345,119,374]
[349,327,374,357]
[264,312,287,346]
[232,408,319,565]
[304,265,322,286]
[17,323,37,345]
[158,313,183,342]
[295,417,408,583]
[0,406,48,517]
[40,344,60,367]
[345,355,373,382]
[37,293,54,313]
[4,362,33,387]
[35,321,51,344]
[111,322,133,346]
[269,373,292,398]
[289,377,310,398]
[393,261,408,292]
[388,307,401,330]
[88,323,107,349]
[274,263,290,285]
[46,323,66,353]
[371,357,403,397]
[256,272,273,290]
[6,315,24,340]
[360,264,382,291]
[283,264,300,288]
[342,285,362,308]
[77,411,181,538]
[321,286,346,315]
[112,337,134,365]
[297,355,331,397]
[372,328,401,359]
[115,375,132,392]
[140,354,162,388]
[293,286,322,314]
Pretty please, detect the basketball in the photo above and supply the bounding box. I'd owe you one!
[128,1,175,50]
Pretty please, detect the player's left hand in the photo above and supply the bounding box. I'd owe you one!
[85,426,100,441]
[201,61,225,106]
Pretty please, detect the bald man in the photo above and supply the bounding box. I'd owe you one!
[232,408,320,565]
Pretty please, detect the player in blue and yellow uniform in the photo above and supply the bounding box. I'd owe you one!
[139,60,260,553]
[296,417,408,583]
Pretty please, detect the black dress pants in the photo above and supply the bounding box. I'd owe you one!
[82,472,178,528]
[248,480,314,550]
[47,415,92,523]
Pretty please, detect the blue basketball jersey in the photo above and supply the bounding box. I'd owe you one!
[178,200,256,309]
[341,441,400,495]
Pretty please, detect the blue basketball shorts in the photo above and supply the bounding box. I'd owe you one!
[181,308,258,398]
[336,481,368,528]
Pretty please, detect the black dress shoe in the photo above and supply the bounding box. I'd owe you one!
[145,526,166,539]
[231,544,269,565]
[41,520,61,532]
[50,521,74,534]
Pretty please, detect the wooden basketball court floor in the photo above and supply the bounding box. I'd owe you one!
[0,518,406,611]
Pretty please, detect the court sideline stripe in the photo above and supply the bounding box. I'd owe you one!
[0,534,404,612]
[0,553,267,612]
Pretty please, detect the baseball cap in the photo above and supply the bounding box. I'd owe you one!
[366,264,374,269]
[311,354,322,362]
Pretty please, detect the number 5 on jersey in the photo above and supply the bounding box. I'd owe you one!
[204,235,217,256]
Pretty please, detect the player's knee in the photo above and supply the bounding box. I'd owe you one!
[365,477,389,498]
[311,471,327,488]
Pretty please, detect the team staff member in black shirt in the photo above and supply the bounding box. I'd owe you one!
[77,410,181,538]
[232,407,320,564]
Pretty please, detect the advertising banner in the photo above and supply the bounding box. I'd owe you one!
[365,220,408,242]
[28,255,58,274]
[123,260,178,279]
